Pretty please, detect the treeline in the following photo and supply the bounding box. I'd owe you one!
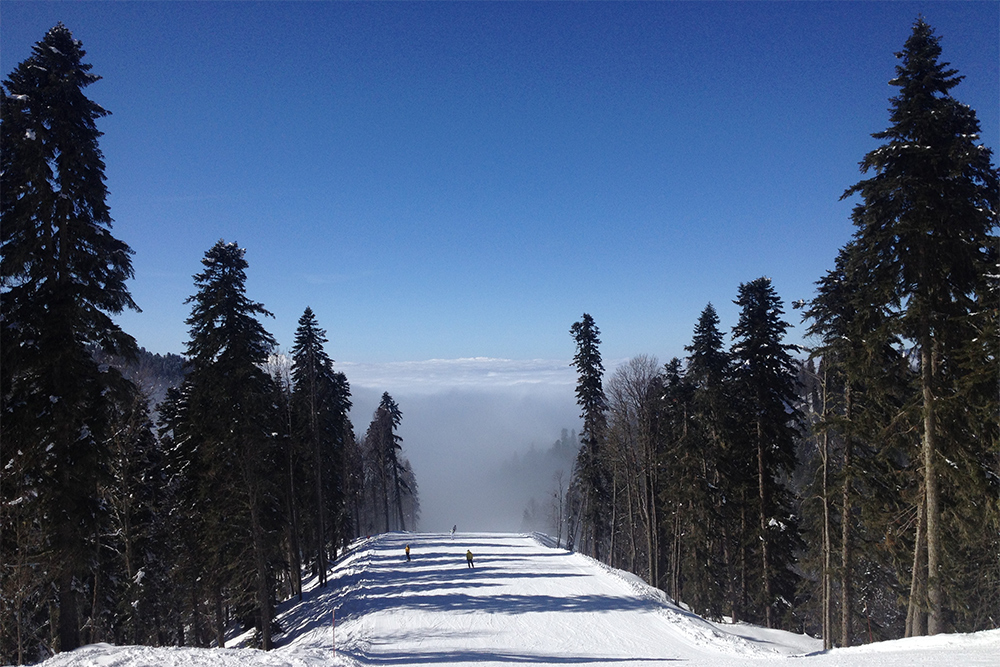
[558,19,998,648]
[0,25,417,664]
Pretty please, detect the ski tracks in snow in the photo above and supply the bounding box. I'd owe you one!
[326,531,782,666]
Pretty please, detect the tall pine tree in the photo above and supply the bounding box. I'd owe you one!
[180,240,281,650]
[380,393,408,532]
[570,313,610,560]
[363,393,407,532]
[684,304,736,621]
[291,307,352,587]
[842,18,998,635]
[1,24,140,657]
[731,277,803,629]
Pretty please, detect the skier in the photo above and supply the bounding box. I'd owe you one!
[466,549,474,568]
[451,525,457,538]
[405,544,410,562]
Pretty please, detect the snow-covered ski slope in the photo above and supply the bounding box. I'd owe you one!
[35,532,1000,667]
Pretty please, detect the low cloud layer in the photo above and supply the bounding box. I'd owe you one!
[340,357,579,393]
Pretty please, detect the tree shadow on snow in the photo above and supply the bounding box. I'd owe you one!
[359,591,654,616]
[346,648,676,664]
[271,534,656,650]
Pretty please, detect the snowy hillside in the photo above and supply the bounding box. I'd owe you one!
[34,532,1000,667]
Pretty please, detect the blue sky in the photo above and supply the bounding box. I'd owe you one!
[3,1,998,369]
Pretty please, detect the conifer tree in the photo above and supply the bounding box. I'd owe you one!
[342,426,366,539]
[362,393,408,532]
[380,393,408,531]
[802,241,911,645]
[570,314,610,560]
[731,277,803,629]
[155,385,211,647]
[328,371,355,543]
[686,305,730,402]
[842,18,998,634]
[1,24,140,656]
[180,240,281,650]
[658,357,697,604]
[944,250,1000,630]
[291,307,352,586]
[398,458,421,531]
[98,374,168,646]
[684,304,736,620]
[266,356,301,601]
[803,248,858,648]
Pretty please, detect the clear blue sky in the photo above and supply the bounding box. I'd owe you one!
[3,1,998,366]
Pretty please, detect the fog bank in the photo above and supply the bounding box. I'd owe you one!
[344,358,582,532]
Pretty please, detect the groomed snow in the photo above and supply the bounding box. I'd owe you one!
[32,532,1000,667]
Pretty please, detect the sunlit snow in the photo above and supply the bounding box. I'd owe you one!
[36,532,1000,667]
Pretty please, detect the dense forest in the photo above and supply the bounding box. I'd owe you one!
[0,25,419,664]
[555,17,998,650]
[2,16,997,666]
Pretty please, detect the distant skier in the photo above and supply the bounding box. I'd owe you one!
[451,525,457,538]
[466,549,474,568]
[405,544,410,562]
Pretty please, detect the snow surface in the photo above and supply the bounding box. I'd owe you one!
[30,532,1000,667]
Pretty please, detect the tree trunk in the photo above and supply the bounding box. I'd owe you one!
[722,522,736,623]
[392,458,406,532]
[90,567,101,644]
[646,470,656,586]
[314,437,328,588]
[609,473,618,569]
[251,502,272,651]
[123,504,139,643]
[57,570,80,653]
[906,491,928,637]
[816,363,833,648]
[921,337,943,635]
[648,463,659,590]
[214,586,224,649]
[757,417,774,629]
[673,510,682,601]
[821,426,832,650]
[380,441,391,533]
[626,455,637,573]
[287,422,302,600]
[840,383,854,647]
[738,499,747,624]
[175,606,185,647]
